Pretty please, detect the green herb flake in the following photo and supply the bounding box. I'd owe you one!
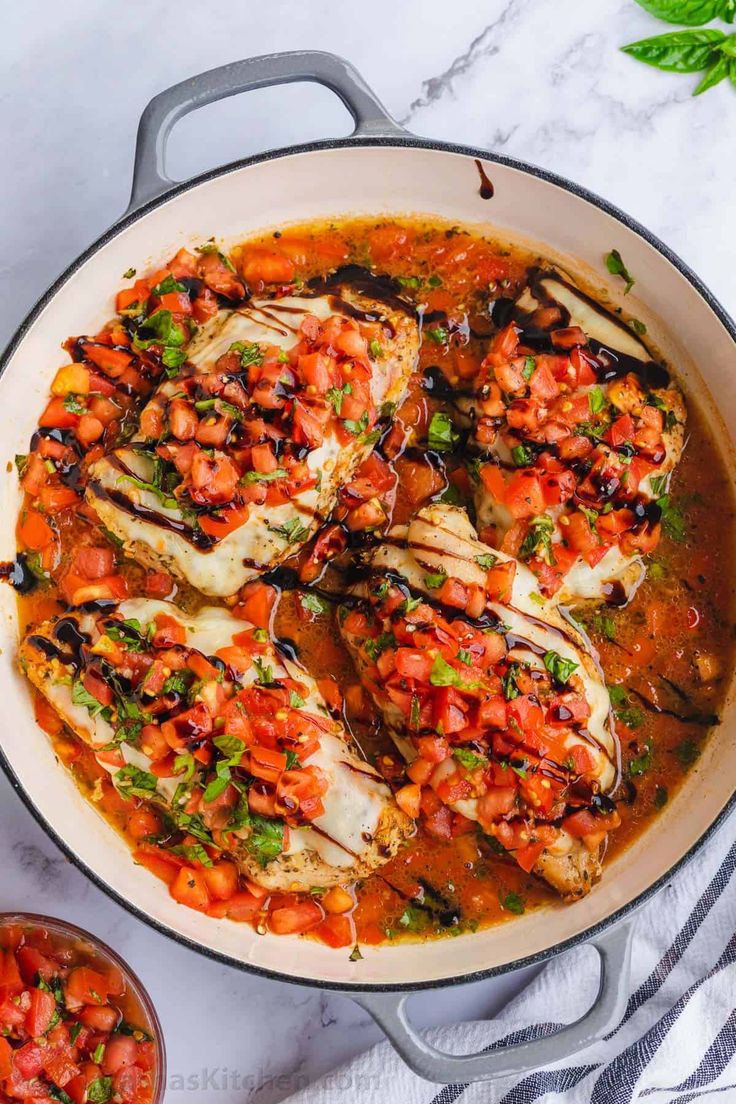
[654,784,669,809]
[521,355,536,381]
[474,553,497,569]
[543,650,579,684]
[588,386,606,415]
[427,411,459,452]
[300,592,329,616]
[424,571,447,589]
[629,742,653,776]
[500,892,525,915]
[675,738,700,767]
[605,249,636,294]
[425,326,448,345]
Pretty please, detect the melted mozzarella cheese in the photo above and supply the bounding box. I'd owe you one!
[23,599,396,870]
[369,504,616,786]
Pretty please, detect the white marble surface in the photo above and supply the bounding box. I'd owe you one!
[1,1,735,1100]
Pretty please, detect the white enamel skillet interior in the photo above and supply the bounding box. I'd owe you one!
[1,52,735,1083]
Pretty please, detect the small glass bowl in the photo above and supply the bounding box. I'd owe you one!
[0,912,165,1103]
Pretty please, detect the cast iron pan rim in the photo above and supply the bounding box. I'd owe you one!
[1,133,734,993]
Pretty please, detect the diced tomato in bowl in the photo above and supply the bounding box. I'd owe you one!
[0,915,164,1104]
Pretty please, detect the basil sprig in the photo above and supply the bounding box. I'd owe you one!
[622,27,736,94]
[635,0,734,24]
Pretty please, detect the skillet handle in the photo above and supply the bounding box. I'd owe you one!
[350,919,635,1084]
[127,50,407,213]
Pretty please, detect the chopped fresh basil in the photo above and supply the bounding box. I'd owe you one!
[105,618,144,651]
[343,411,371,437]
[521,355,536,381]
[543,650,579,684]
[425,326,448,345]
[369,338,383,359]
[629,742,653,776]
[242,468,287,484]
[654,784,669,809]
[588,386,606,415]
[229,341,264,369]
[289,690,306,709]
[427,411,460,452]
[246,814,285,866]
[500,891,525,915]
[453,747,488,770]
[71,679,107,717]
[151,274,187,296]
[173,753,196,782]
[349,944,364,962]
[675,738,700,767]
[519,515,556,564]
[326,382,353,414]
[474,553,497,569]
[424,571,447,589]
[87,1078,114,1104]
[605,249,635,294]
[511,444,533,467]
[122,267,136,279]
[268,517,308,544]
[115,765,158,799]
[656,494,686,542]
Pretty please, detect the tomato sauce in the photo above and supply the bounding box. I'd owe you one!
[13,217,736,947]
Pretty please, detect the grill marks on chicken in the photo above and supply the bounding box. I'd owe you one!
[20,599,412,892]
[87,288,419,597]
[468,271,686,605]
[339,504,619,899]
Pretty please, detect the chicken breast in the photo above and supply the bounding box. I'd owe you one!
[86,283,419,598]
[339,503,618,899]
[20,598,412,892]
[467,270,686,605]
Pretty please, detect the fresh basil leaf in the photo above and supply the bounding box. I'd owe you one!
[424,571,447,589]
[630,318,648,335]
[162,346,187,373]
[656,494,686,541]
[122,267,137,279]
[621,28,726,73]
[71,679,107,717]
[694,51,731,92]
[429,654,482,689]
[115,765,158,799]
[171,842,213,868]
[605,249,636,294]
[173,753,196,782]
[428,412,460,452]
[521,355,536,381]
[654,784,669,809]
[634,0,733,25]
[675,737,700,766]
[289,690,306,709]
[543,650,579,684]
[151,274,187,296]
[349,944,364,961]
[246,814,285,866]
[369,338,383,359]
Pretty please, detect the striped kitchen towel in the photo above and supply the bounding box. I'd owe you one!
[283,817,736,1104]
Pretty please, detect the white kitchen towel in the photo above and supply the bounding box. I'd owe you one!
[283,816,736,1104]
